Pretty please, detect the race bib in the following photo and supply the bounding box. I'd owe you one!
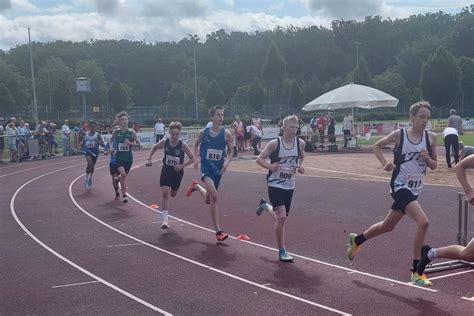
[86,141,95,149]
[206,149,222,161]
[406,174,423,190]
[118,143,130,152]
[165,155,179,166]
[278,167,295,180]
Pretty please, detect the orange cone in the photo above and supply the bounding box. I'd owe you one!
[237,234,250,241]
[150,204,159,209]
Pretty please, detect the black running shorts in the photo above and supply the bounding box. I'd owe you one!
[268,186,294,216]
[160,166,184,191]
[391,188,418,214]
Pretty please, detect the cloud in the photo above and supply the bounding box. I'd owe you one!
[0,0,12,13]
[303,0,384,19]
[93,0,120,15]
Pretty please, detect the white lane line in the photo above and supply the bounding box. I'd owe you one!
[52,280,100,288]
[128,189,438,293]
[106,243,144,248]
[0,158,84,178]
[69,174,351,316]
[461,296,474,302]
[428,269,474,281]
[10,165,172,316]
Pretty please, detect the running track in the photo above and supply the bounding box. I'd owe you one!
[1,151,473,315]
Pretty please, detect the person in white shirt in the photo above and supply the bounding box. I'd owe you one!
[154,118,165,143]
[342,113,354,147]
[62,120,71,156]
[247,124,262,155]
[442,126,459,168]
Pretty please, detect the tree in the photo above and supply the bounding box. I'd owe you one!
[373,71,409,103]
[108,78,129,112]
[0,60,29,111]
[248,77,265,112]
[261,42,286,102]
[458,56,474,114]
[205,80,226,107]
[52,80,72,113]
[288,80,304,111]
[420,47,461,108]
[352,57,375,87]
[0,84,16,114]
[301,76,322,104]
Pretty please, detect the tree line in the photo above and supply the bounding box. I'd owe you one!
[0,5,473,123]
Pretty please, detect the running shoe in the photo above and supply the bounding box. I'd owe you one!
[256,198,267,216]
[279,251,294,262]
[411,272,432,287]
[88,176,93,187]
[347,233,361,260]
[161,211,169,229]
[115,192,121,200]
[122,195,128,203]
[216,231,229,242]
[186,179,199,197]
[417,245,432,274]
[84,175,90,188]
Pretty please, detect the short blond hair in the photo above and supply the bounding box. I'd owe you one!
[168,121,182,131]
[115,111,129,119]
[409,100,431,118]
[282,115,298,126]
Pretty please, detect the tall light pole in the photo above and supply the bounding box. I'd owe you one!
[75,77,91,122]
[28,27,39,126]
[189,34,199,119]
[354,41,361,68]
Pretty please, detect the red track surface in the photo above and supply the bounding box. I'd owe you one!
[2,151,473,315]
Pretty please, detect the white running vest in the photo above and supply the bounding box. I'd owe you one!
[83,132,98,149]
[391,129,429,196]
[267,137,299,190]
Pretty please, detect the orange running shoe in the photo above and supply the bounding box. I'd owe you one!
[216,231,229,242]
[186,179,199,197]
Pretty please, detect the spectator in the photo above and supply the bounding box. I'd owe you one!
[247,123,262,156]
[327,112,336,142]
[442,127,459,168]
[252,111,263,149]
[459,141,474,161]
[153,118,165,143]
[17,120,29,160]
[62,119,71,156]
[343,112,354,147]
[243,115,252,150]
[232,115,245,152]
[0,118,4,162]
[6,122,18,162]
[317,114,328,147]
[448,109,463,135]
[277,114,285,136]
[295,113,305,136]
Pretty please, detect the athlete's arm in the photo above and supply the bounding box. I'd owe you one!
[193,129,204,168]
[256,139,279,172]
[373,129,400,171]
[146,138,166,165]
[221,130,233,174]
[177,143,195,170]
[297,138,306,174]
[422,132,437,170]
[97,134,105,147]
[455,155,474,204]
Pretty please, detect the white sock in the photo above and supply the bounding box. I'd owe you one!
[162,210,169,222]
[427,248,437,260]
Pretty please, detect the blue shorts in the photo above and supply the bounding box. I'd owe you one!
[201,163,222,189]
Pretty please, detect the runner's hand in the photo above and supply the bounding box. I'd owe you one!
[269,163,279,172]
[174,164,183,171]
[297,165,305,174]
[145,159,152,167]
[420,149,430,161]
[382,161,395,171]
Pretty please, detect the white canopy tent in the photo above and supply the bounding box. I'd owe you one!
[302,83,399,112]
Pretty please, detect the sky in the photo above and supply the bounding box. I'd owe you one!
[0,0,472,51]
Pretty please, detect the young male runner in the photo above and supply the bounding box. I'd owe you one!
[186,105,233,241]
[112,112,141,203]
[146,122,194,229]
[81,121,105,188]
[255,115,305,262]
[417,155,474,273]
[347,101,437,287]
